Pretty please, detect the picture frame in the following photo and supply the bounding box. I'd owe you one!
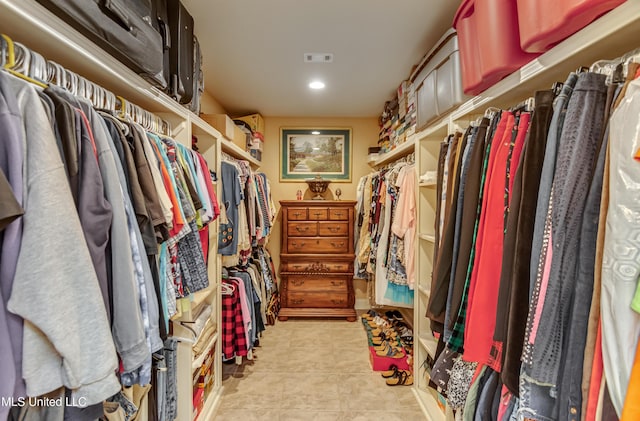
[280,128,352,182]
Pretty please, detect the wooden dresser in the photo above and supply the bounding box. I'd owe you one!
[278,200,357,321]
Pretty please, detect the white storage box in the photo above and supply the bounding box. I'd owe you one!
[411,29,469,130]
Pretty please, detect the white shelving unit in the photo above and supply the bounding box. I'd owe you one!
[0,1,262,419]
[411,2,640,419]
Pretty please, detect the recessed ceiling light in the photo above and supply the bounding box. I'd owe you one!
[311,131,320,135]
[309,81,325,90]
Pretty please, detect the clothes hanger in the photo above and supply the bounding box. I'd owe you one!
[28,49,47,83]
[1,35,47,89]
[484,107,501,118]
[0,36,6,68]
[221,282,235,296]
[46,61,65,88]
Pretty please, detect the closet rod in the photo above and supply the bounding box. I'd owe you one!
[0,32,172,136]
[378,151,415,171]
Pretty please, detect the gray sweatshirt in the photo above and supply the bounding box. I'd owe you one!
[4,75,120,404]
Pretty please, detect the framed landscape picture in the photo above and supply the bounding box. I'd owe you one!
[280,128,352,182]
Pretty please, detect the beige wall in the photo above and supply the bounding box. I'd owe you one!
[262,117,378,308]
[199,91,227,114]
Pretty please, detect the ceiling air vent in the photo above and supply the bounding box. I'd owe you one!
[304,53,333,63]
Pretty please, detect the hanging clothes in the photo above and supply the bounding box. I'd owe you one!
[356,158,416,308]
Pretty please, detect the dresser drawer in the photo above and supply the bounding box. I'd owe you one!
[287,222,317,237]
[328,208,349,220]
[287,207,308,220]
[287,237,349,254]
[318,222,349,236]
[287,277,348,292]
[283,261,353,273]
[287,292,349,308]
[308,208,328,220]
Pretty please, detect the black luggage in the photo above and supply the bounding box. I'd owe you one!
[166,0,194,104]
[36,0,167,88]
[185,36,204,114]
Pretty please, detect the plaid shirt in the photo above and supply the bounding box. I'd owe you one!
[222,282,248,359]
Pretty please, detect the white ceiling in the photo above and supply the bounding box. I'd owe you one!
[182,0,460,118]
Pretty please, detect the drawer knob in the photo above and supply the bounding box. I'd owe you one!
[334,212,344,217]
[313,212,323,217]
[292,280,305,287]
[331,299,345,305]
[328,226,340,232]
[293,264,303,269]
[330,281,344,287]
[292,299,304,305]
[295,226,309,232]
[292,241,306,249]
[330,242,345,248]
[293,212,303,217]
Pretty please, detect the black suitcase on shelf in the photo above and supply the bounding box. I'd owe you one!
[166,0,194,104]
[36,0,167,89]
[185,36,204,114]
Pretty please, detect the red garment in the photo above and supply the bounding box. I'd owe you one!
[465,112,514,365]
[195,153,220,221]
[199,225,209,264]
[497,385,514,421]
[149,140,184,237]
[465,112,530,369]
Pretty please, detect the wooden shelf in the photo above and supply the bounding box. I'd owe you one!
[192,331,218,371]
[418,334,438,358]
[370,139,415,167]
[0,0,187,119]
[191,114,223,139]
[418,233,436,243]
[412,388,446,421]
[220,137,261,168]
[191,284,216,311]
[418,284,430,299]
[414,119,449,142]
[195,386,223,421]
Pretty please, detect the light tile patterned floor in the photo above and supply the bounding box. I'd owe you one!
[213,317,425,420]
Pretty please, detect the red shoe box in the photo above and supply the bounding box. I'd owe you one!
[368,346,411,372]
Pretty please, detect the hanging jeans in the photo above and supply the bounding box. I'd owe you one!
[520,72,608,421]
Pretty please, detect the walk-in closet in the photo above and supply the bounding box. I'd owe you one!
[1,0,640,420]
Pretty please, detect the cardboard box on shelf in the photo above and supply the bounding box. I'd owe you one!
[200,114,236,140]
[233,113,264,134]
[233,125,249,150]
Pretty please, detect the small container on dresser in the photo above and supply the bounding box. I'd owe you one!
[279,200,357,321]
